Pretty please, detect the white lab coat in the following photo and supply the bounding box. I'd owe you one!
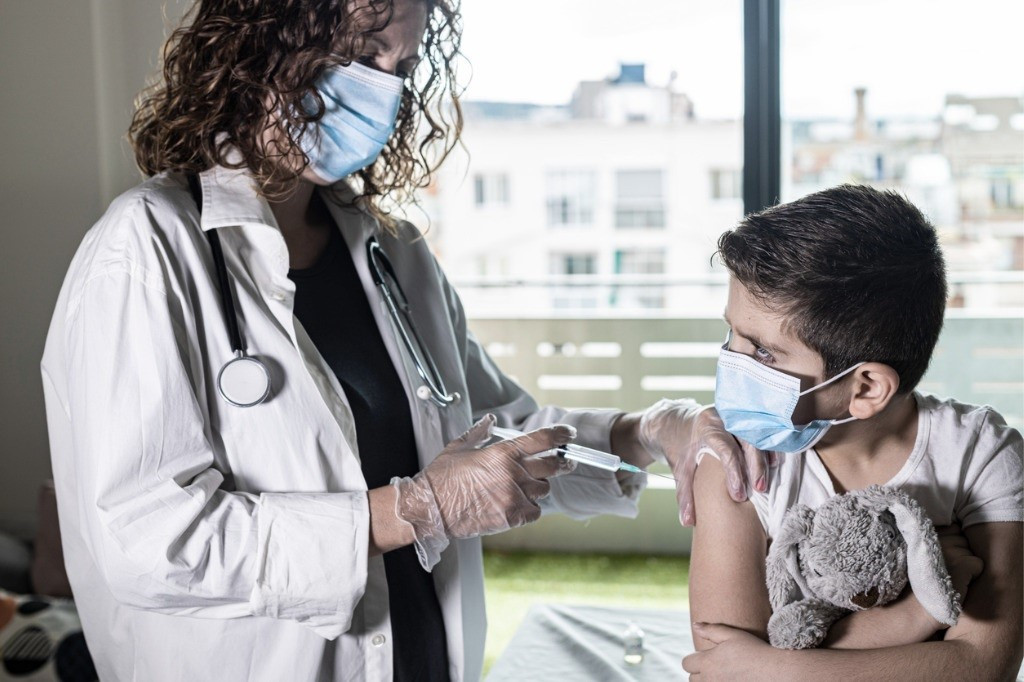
[40,165,645,681]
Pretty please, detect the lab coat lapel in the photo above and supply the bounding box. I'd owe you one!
[320,189,451,466]
[198,166,362,471]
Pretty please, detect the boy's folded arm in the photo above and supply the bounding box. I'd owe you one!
[771,522,1023,681]
[689,455,772,650]
[943,522,1023,678]
[822,587,941,649]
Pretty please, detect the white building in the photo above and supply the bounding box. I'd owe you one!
[421,72,1023,315]
[422,64,742,315]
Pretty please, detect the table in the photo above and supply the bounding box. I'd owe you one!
[486,603,1024,681]
[485,604,691,681]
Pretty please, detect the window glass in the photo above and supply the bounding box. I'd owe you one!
[782,0,1024,309]
[615,170,666,229]
[424,0,744,316]
[473,173,510,207]
[545,170,597,227]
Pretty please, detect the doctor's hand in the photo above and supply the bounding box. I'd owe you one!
[391,414,576,570]
[637,399,773,526]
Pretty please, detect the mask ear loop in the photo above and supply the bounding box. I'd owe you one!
[796,362,866,397]
[797,361,867,425]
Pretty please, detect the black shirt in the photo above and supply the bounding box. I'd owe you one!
[289,225,450,682]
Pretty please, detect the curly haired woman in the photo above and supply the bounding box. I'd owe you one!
[40,1,765,679]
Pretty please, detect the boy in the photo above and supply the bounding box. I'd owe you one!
[684,185,1023,680]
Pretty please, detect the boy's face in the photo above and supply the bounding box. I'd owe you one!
[723,276,852,426]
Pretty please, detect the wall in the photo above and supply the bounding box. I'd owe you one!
[0,0,187,538]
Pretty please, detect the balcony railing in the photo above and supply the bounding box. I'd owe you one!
[467,311,1023,555]
[469,312,1023,427]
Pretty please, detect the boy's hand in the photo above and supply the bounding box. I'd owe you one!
[937,524,984,619]
[637,399,774,526]
[683,622,774,680]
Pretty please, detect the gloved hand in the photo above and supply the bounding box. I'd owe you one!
[392,414,577,570]
[638,398,773,526]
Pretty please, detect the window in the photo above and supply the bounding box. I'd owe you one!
[473,173,510,207]
[545,170,596,227]
[615,169,665,228]
[614,249,667,308]
[550,252,597,276]
[614,249,666,275]
[550,252,600,308]
[710,169,742,200]
[990,176,1022,210]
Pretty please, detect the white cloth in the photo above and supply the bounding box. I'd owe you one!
[40,166,645,682]
[485,604,693,682]
[750,392,1024,542]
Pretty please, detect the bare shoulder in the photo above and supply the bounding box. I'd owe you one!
[694,455,761,527]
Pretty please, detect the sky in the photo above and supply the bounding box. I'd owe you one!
[456,0,1024,120]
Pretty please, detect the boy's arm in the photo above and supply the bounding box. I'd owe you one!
[687,522,1023,681]
[823,524,983,649]
[821,589,941,649]
[945,522,1024,677]
[690,455,773,650]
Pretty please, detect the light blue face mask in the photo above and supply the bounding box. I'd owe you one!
[714,333,865,453]
[300,61,404,183]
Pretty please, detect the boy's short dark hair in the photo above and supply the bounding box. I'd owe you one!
[716,184,947,393]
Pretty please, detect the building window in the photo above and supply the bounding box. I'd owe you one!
[545,170,596,227]
[473,173,510,207]
[710,169,742,200]
[614,249,666,308]
[550,252,598,275]
[614,249,666,274]
[615,169,665,228]
[550,251,599,308]
[991,177,1022,209]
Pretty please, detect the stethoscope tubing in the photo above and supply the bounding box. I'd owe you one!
[188,174,244,354]
[367,238,460,408]
[187,173,271,407]
[187,172,456,410]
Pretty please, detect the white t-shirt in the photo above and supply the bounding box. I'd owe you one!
[750,392,1024,540]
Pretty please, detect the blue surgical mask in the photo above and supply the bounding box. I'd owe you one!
[300,61,404,183]
[714,334,864,453]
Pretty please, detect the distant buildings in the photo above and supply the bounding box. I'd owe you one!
[785,92,1024,307]
[422,65,1023,314]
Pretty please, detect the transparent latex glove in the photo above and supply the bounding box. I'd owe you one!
[392,414,577,570]
[638,399,774,526]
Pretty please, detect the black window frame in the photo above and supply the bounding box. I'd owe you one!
[743,0,781,215]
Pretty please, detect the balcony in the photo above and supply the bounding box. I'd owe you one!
[467,309,1024,556]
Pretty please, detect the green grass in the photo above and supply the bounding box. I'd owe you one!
[482,551,690,675]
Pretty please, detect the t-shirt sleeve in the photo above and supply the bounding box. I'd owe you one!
[955,408,1024,528]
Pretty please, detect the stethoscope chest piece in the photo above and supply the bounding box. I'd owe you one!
[218,352,271,407]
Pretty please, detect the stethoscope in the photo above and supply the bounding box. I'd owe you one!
[366,237,460,408]
[187,173,459,409]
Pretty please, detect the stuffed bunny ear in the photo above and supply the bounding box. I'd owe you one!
[873,487,961,626]
[766,504,815,611]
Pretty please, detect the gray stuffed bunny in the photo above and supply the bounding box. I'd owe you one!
[765,485,961,649]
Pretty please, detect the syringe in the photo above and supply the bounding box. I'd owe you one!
[490,426,675,480]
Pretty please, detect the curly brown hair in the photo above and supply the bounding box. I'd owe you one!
[129,0,463,230]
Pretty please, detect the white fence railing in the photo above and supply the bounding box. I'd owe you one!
[470,313,1023,555]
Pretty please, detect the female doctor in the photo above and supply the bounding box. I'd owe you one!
[40,0,767,680]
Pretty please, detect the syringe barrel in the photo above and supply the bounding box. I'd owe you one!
[490,426,623,472]
[561,443,622,472]
[491,426,521,440]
